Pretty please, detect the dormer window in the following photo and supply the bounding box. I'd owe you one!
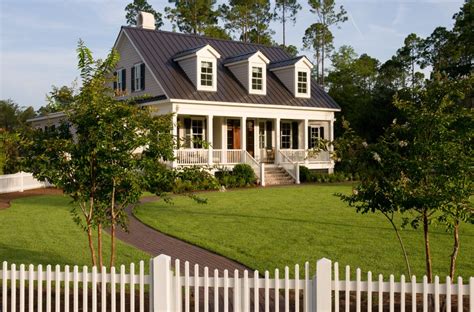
[297,71,308,94]
[224,51,269,95]
[251,66,263,91]
[200,61,214,87]
[173,44,221,92]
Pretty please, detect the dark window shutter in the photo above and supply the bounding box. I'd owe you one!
[184,118,191,129]
[140,63,145,90]
[320,127,325,140]
[121,69,126,91]
[113,72,117,90]
[308,127,312,148]
[266,121,272,149]
[292,122,299,149]
[131,66,135,92]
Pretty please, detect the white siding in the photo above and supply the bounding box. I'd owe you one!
[212,117,223,149]
[271,68,295,95]
[115,35,165,99]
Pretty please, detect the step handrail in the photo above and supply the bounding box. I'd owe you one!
[243,151,263,183]
[277,150,300,184]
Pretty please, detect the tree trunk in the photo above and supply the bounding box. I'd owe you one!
[97,223,103,270]
[423,211,433,282]
[110,223,116,268]
[86,224,96,266]
[282,1,286,46]
[385,214,412,277]
[449,221,460,280]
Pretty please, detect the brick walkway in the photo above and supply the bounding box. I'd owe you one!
[116,196,249,276]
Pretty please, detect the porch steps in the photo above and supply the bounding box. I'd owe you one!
[264,165,295,186]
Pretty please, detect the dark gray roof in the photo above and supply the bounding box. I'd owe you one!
[269,56,305,69]
[222,50,259,65]
[173,44,207,60]
[122,27,340,110]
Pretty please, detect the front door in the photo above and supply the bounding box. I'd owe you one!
[246,120,255,157]
[227,119,241,149]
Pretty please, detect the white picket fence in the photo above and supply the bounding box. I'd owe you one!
[0,172,49,194]
[1,255,473,311]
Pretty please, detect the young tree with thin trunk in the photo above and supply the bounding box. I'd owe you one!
[274,0,301,46]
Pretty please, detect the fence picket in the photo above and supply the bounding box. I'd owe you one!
[120,265,126,312]
[434,275,440,312]
[91,266,97,312]
[304,262,310,312]
[469,277,473,312]
[446,276,451,312]
[411,276,416,312]
[345,265,350,312]
[204,267,209,312]
[73,266,79,312]
[19,264,25,312]
[224,270,229,312]
[101,266,107,312]
[130,263,135,312]
[195,264,200,312]
[2,262,7,312]
[184,261,190,312]
[378,274,383,312]
[356,268,361,312]
[214,269,219,312]
[55,265,61,312]
[139,261,144,312]
[38,264,43,312]
[423,276,428,312]
[254,270,259,312]
[11,264,17,312]
[234,270,240,312]
[389,274,395,312]
[82,266,88,312]
[28,264,34,312]
[400,275,405,312]
[457,277,462,312]
[274,268,279,312]
[265,270,270,312]
[294,265,299,312]
[175,260,181,312]
[367,271,372,312]
[334,262,339,312]
[46,264,51,312]
[111,266,116,312]
[243,270,250,312]
[64,265,70,312]
[284,267,289,312]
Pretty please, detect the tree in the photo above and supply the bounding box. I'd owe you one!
[220,0,275,44]
[38,84,76,116]
[165,0,228,38]
[22,40,175,267]
[125,0,163,29]
[302,23,333,84]
[305,0,347,86]
[0,99,35,131]
[274,0,301,46]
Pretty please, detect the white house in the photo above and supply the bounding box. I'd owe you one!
[31,12,341,186]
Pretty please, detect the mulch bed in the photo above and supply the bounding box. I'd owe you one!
[0,188,63,210]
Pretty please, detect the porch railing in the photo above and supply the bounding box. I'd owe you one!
[280,149,331,163]
[277,150,300,184]
[243,151,262,184]
[212,149,243,165]
[176,149,245,165]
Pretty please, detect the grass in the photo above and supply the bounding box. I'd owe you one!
[135,184,474,279]
[0,195,150,268]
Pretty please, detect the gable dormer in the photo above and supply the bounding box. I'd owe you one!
[269,56,314,98]
[173,44,221,92]
[223,51,270,95]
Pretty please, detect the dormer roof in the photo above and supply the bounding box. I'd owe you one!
[223,50,270,66]
[173,44,221,61]
[269,56,314,71]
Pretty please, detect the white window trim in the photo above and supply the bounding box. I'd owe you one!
[280,121,293,149]
[249,63,267,95]
[295,69,310,98]
[116,68,125,91]
[134,63,143,92]
[197,57,217,92]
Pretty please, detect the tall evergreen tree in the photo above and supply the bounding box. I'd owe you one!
[165,0,228,38]
[125,0,163,29]
[274,0,302,46]
[305,0,347,87]
[220,0,274,44]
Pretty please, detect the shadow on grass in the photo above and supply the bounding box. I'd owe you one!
[0,244,74,267]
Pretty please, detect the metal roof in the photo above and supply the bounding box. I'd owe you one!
[122,26,340,110]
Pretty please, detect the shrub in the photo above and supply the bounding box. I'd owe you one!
[299,167,358,184]
[174,166,219,193]
[299,166,312,183]
[232,164,257,186]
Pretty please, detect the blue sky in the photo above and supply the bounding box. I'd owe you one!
[0,0,464,109]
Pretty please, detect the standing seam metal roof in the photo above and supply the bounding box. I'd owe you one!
[122,26,340,110]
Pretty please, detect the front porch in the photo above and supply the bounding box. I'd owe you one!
[172,114,334,174]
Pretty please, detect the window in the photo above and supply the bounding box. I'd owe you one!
[200,61,213,87]
[297,71,308,94]
[309,126,325,148]
[259,122,266,149]
[281,122,292,149]
[191,119,204,148]
[116,69,125,91]
[251,67,263,91]
[134,64,142,91]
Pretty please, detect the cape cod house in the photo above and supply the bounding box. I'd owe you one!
[31,12,340,186]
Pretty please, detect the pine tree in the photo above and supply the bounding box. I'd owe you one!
[274,0,302,46]
[125,0,163,29]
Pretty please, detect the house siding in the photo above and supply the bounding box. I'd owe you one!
[226,63,249,91]
[115,34,165,99]
[271,68,295,95]
[177,57,198,87]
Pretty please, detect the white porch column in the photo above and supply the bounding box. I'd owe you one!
[275,118,280,163]
[222,118,227,164]
[241,116,247,152]
[172,113,178,168]
[207,115,213,166]
[304,119,309,164]
[329,118,335,173]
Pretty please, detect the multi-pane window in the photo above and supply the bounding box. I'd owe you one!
[297,71,308,94]
[281,122,292,149]
[116,69,124,91]
[251,67,263,91]
[200,61,213,87]
[191,119,204,148]
[259,122,266,148]
[134,64,142,91]
[309,126,320,148]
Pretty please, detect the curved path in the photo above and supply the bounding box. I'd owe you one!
[116,196,249,276]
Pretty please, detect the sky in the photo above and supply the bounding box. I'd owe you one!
[0,0,464,109]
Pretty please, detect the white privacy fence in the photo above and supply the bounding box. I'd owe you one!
[1,255,473,312]
[0,172,49,194]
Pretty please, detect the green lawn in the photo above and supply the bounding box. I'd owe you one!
[135,184,474,279]
[0,195,150,268]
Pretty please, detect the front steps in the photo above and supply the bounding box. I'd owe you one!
[264,165,295,186]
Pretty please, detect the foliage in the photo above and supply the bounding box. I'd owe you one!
[299,166,357,183]
[0,99,36,132]
[215,164,257,188]
[273,0,301,46]
[135,184,474,278]
[125,0,163,29]
[220,0,275,44]
[165,0,227,38]
[37,84,76,116]
[173,166,220,193]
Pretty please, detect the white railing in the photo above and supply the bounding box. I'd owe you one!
[212,149,244,165]
[277,150,300,184]
[243,151,262,182]
[0,172,50,194]
[281,149,331,163]
[1,255,473,311]
[176,149,209,165]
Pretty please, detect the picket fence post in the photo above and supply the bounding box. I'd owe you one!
[150,254,173,311]
[316,258,332,312]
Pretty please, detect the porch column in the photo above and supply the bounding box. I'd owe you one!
[172,113,178,168]
[329,118,335,173]
[208,115,213,166]
[241,116,247,152]
[275,118,280,163]
[304,119,309,164]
